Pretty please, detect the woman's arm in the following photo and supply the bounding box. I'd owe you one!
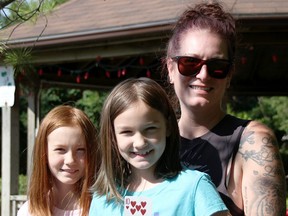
[239,121,286,215]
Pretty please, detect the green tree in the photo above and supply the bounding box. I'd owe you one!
[227,96,288,143]
[76,90,108,130]
[40,87,108,129]
[1,0,69,28]
[40,88,83,118]
[257,97,288,134]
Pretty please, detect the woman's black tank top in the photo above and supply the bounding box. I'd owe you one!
[180,114,250,216]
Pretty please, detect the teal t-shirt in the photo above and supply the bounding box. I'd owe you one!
[89,169,228,216]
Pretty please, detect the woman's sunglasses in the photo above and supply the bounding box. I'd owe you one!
[171,56,231,79]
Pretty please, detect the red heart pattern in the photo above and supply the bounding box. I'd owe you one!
[131,201,136,207]
[141,201,146,208]
[126,199,149,215]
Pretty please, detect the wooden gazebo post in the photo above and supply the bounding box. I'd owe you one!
[1,66,19,216]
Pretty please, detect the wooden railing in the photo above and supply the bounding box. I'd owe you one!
[10,195,27,216]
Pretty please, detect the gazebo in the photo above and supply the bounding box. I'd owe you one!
[1,0,288,215]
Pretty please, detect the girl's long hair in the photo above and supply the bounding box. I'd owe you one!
[28,105,99,216]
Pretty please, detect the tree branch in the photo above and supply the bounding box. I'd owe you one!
[0,0,16,9]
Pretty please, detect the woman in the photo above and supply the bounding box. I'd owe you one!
[162,2,286,215]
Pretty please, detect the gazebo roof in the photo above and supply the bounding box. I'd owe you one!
[2,0,288,44]
[0,0,288,94]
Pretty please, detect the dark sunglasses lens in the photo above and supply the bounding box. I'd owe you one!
[207,60,230,79]
[178,57,201,76]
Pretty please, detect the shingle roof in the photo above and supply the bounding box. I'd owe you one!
[0,0,288,94]
[1,0,288,44]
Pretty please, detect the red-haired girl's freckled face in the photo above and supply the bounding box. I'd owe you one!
[47,126,86,188]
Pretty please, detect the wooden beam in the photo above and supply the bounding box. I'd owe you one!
[27,93,37,180]
[1,101,19,216]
